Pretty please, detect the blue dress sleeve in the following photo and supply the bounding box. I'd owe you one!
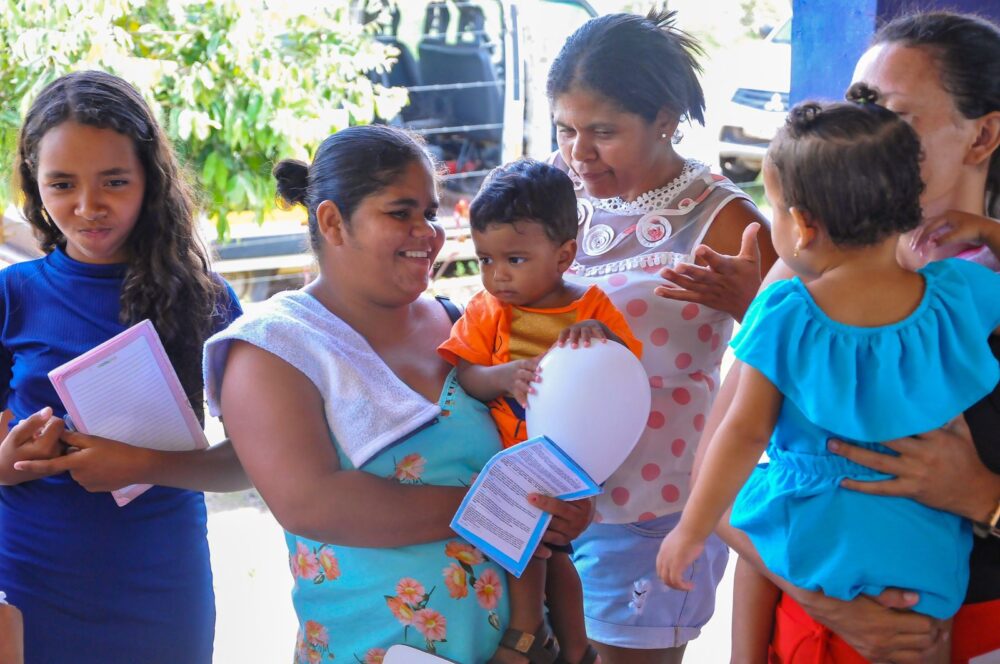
[929,258,1000,332]
[730,271,998,441]
[729,278,803,391]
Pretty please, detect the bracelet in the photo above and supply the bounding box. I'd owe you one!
[973,497,1000,539]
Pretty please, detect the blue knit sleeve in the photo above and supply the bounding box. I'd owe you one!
[212,278,243,334]
[0,269,11,411]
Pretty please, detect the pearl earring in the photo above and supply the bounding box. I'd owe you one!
[660,132,668,139]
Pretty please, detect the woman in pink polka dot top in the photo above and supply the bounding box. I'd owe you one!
[545,9,777,664]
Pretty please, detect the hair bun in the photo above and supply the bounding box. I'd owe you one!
[273,159,309,207]
[845,81,881,106]
[786,102,823,132]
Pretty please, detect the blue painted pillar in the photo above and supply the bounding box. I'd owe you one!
[791,0,1000,104]
[790,0,878,103]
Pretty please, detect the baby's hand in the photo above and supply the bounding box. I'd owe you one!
[656,527,704,591]
[910,210,998,255]
[500,357,542,408]
[557,320,610,348]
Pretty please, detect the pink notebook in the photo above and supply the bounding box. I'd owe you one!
[48,320,209,506]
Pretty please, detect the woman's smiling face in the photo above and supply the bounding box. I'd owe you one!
[335,159,442,306]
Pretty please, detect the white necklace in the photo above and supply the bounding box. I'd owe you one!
[591,160,702,215]
[579,160,704,256]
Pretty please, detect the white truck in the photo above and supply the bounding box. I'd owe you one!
[211,0,598,302]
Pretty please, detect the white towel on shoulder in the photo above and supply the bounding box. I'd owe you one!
[203,290,441,468]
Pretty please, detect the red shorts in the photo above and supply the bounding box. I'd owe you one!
[769,592,1000,663]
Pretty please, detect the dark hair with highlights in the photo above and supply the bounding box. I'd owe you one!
[470,159,578,244]
[547,9,706,126]
[869,11,1000,197]
[15,70,223,418]
[273,124,432,252]
[768,99,924,247]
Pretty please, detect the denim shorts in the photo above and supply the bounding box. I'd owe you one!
[572,511,729,649]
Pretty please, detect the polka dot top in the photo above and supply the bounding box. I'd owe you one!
[553,153,751,524]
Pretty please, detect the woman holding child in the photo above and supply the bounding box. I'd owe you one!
[206,125,593,663]
[677,11,1000,664]
[545,10,777,664]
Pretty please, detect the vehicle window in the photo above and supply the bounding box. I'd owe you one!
[523,0,594,67]
[519,0,597,153]
[373,0,508,215]
[367,0,594,228]
[771,17,792,44]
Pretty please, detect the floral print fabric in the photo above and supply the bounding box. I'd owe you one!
[286,370,510,663]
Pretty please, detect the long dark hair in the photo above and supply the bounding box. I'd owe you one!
[546,9,706,126]
[15,70,223,413]
[871,11,1000,198]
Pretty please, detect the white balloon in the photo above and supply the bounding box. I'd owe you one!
[526,342,650,484]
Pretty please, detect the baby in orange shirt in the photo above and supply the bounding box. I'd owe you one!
[439,159,641,664]
[439,159,642,448]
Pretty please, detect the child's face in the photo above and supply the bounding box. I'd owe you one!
[762,158,802,270]
[36,121,145,265]
[472,220,575,308]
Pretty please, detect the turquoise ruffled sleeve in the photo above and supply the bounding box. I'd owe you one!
[937,256,1000,331]
[730,263,999,442]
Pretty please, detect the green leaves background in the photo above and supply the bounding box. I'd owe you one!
[0,0,407,239]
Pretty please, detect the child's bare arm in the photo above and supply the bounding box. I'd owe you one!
[682,365,780,538]
[658,365,781,589]
[456,358,540,406]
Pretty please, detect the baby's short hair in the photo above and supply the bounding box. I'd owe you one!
[767,98,924,247]
[470,159,578,244]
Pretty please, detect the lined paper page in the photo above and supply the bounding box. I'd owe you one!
[63,335,198,451]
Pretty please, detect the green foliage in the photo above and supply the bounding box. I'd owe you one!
[0,0,407,239]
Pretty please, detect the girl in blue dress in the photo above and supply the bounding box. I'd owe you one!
[0,71,244,663]
[655,97,1000,652]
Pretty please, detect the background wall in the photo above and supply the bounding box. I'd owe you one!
[792,0,1000,103]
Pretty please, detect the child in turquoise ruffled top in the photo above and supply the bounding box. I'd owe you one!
[655,97,1000,655]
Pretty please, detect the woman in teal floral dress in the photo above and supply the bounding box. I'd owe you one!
[205,125,592,663]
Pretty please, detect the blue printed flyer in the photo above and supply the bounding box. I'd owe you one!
[450,435,602,578]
